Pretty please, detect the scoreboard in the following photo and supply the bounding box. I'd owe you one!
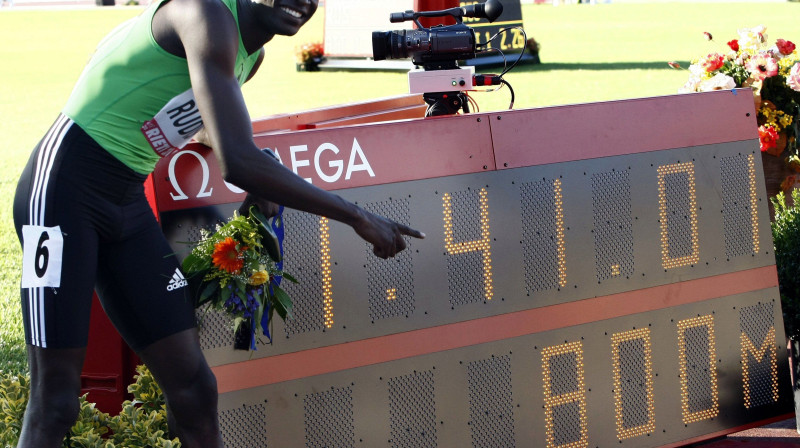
[151,89,793,447]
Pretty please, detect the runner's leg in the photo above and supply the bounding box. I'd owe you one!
[136,329,223,447]
[16,347,86,447]
[95,199,221,447]
[13,117,100,447]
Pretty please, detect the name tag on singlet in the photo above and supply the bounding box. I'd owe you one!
[141,89,204,158]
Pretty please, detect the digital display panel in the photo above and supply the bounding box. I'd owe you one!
[151,90,792,447]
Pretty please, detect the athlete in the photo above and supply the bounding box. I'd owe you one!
[12,0,424,446]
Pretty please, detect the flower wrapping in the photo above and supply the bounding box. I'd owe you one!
[182,206,296,350]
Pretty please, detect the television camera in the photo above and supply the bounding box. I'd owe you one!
[372,0,524,116]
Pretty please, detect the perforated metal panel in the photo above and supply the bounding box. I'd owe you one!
[197,308,235,351]
[444,187,491,307]
[282,211,327,336]
[739,301,779,409]
[387,369,437,448]
[611,328,656,440]
[363,198,415,321]
[721,153,760,258]
[304,386,355,448]
[591,169,634,282]
[545,347,585,446]
[658,164,697,262]
[617,336,651,432]
[679,316,718,421]
[219,403,269,448]
[520,179,565,294]
[467,354,515,448]
[216,290,792,448]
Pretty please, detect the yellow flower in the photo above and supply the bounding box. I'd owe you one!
[248,270,269,286]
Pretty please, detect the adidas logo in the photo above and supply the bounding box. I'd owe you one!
[167,268,188,291]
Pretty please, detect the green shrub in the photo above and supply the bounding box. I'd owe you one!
[772,189,800,340]
[0,366,181,448]
[0,371,28,446]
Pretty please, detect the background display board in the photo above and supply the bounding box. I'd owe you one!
[150,89,793,447]
[323,0,413,58]
[462,0,526,57]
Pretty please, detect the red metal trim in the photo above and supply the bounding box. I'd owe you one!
[491,89,758,169]
[251,95,425,134]
[212,265,778,393]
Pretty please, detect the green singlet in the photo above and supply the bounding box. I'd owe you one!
[63,0,260,174]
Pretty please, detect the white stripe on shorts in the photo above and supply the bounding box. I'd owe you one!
[27,114,73,347]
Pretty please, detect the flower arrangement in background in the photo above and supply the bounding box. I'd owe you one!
[182,207,296,350]
[295,41,325,71]
[672,26,800,193]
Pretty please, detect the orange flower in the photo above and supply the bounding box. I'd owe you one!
[212,237,246,274]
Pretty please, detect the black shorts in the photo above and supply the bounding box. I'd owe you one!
[13,114,196,351]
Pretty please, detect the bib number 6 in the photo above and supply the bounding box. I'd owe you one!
[22,225,64,288]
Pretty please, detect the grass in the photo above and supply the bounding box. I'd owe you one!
[1,2,799,375]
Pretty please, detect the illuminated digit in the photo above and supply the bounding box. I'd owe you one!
[722,154,761,256]
[386,288,397,301]
[442,188,493,303]
[747,154,760,253]
[320,217,333,328]
[611,328,655,440]
[484,31,492,48]
[741,325,778,408]
[541,341,588,448]
[657,162,699,269]
[677,315,718,424]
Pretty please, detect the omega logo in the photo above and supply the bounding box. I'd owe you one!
[167,138,376,201]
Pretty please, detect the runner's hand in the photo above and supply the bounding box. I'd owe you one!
[238,193,280,218]
[352,210,425,259]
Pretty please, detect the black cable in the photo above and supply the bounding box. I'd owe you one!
[475,26,528,76]
[501,78,515,110]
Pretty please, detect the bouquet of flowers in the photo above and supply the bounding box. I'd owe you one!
[673,26,800,191]
[182,207,296,350]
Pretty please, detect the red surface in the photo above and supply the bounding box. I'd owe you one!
[251,95,425,135]
[491,89,758,169]
[414,0,459,28]
[80,295,139,414]
[153,113,496,211]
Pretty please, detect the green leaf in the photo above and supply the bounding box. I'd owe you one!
[198,282,219,305]
[181,252,210,274]
[273,287,293,320]
[250,207,282,263]
[280,272,299,284]
[254,297,266,337]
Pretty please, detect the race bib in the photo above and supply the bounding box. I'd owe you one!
[21,225,64,288]
[141,88,204,158]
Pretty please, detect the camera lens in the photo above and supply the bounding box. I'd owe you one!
[372,31,391,61]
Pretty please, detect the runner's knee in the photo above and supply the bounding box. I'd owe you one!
[164,363,218,419]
